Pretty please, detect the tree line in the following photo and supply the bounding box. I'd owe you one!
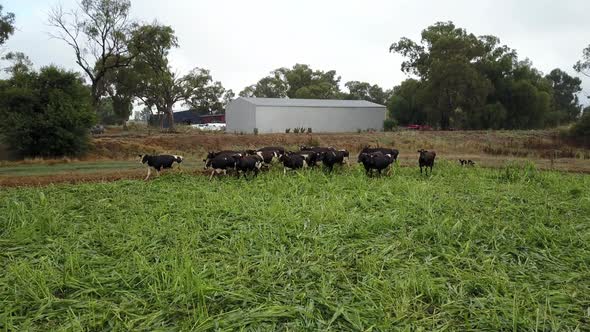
[389,22,586,130]
[0,1,589,158]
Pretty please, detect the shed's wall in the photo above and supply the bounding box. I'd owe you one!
[226,98,256,133]
[254,106,386,133]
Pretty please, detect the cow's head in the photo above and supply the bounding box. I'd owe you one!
[358,152,370,164]
[315,151,326,161]
[203,151,216,163]
[138,154,149,164]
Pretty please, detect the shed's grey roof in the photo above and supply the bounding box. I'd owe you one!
[239,97,385,108]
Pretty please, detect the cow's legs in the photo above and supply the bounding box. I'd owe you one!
[144,167,151,181]
[209,170,215,181]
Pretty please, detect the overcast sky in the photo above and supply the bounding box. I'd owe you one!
[3,0,590,103]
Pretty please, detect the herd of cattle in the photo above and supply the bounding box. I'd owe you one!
[138,145,449,180]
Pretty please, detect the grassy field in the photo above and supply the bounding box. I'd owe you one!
[1,162,589,330]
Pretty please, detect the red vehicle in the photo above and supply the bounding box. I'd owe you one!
[406,124,433,131]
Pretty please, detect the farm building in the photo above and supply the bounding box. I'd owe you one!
[148,111,225,128]
[226,97,386,133]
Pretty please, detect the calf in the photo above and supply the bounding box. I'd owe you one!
[235,155,263,179]
[206,154,237,180]
[139,154,183,180]
[418,149,437,175]
[320,150,348,172]
[279,154,307,174]
[358,146,399,162]
[358,152,394,176]
[459,159,476,166]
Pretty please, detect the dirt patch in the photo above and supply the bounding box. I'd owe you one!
[0,168,215,188]
[0,170,143,187]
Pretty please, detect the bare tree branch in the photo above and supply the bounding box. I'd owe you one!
[48,0,134,109]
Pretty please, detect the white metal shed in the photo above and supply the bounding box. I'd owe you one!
[226,97,386,133]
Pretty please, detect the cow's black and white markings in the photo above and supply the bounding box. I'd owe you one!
[358,146,399,163]
[257,146,286,157]
[339,149,350,165]
[248,150,277,166]
[320,150,348,172]
[289,150,319,167]
[139,154,183,180]
[279,154,307,174]
[206,154,237,180]
[235,155,263,179]
[418,149,437,175]
[459,159,476,166]
[358,152,394,176]
[203,150,243,168]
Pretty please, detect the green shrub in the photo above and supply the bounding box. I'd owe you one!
[0,66,95,157]
[383,118,397,131]
[569,112,590,140]
[307,127,312,134]
[253,128,259,135]
[307,136,320,147]
[285,128,291,133]
[293,128,300,134]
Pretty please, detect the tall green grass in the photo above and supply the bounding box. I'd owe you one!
[1,162,589,330]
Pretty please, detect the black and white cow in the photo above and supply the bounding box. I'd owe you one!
[358,146,399,163]
[139,154,183,180]
[203,150,244,168]
[206,154,238,180]
[246,149,278,166]
[338,149,350,165]
[288,150,319,167]
[358,152,395,176]
[320,150,349,172]
[235,155,263,179]
[279,154,307,174]
[257,146,286,157]
[459,159,475,166]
